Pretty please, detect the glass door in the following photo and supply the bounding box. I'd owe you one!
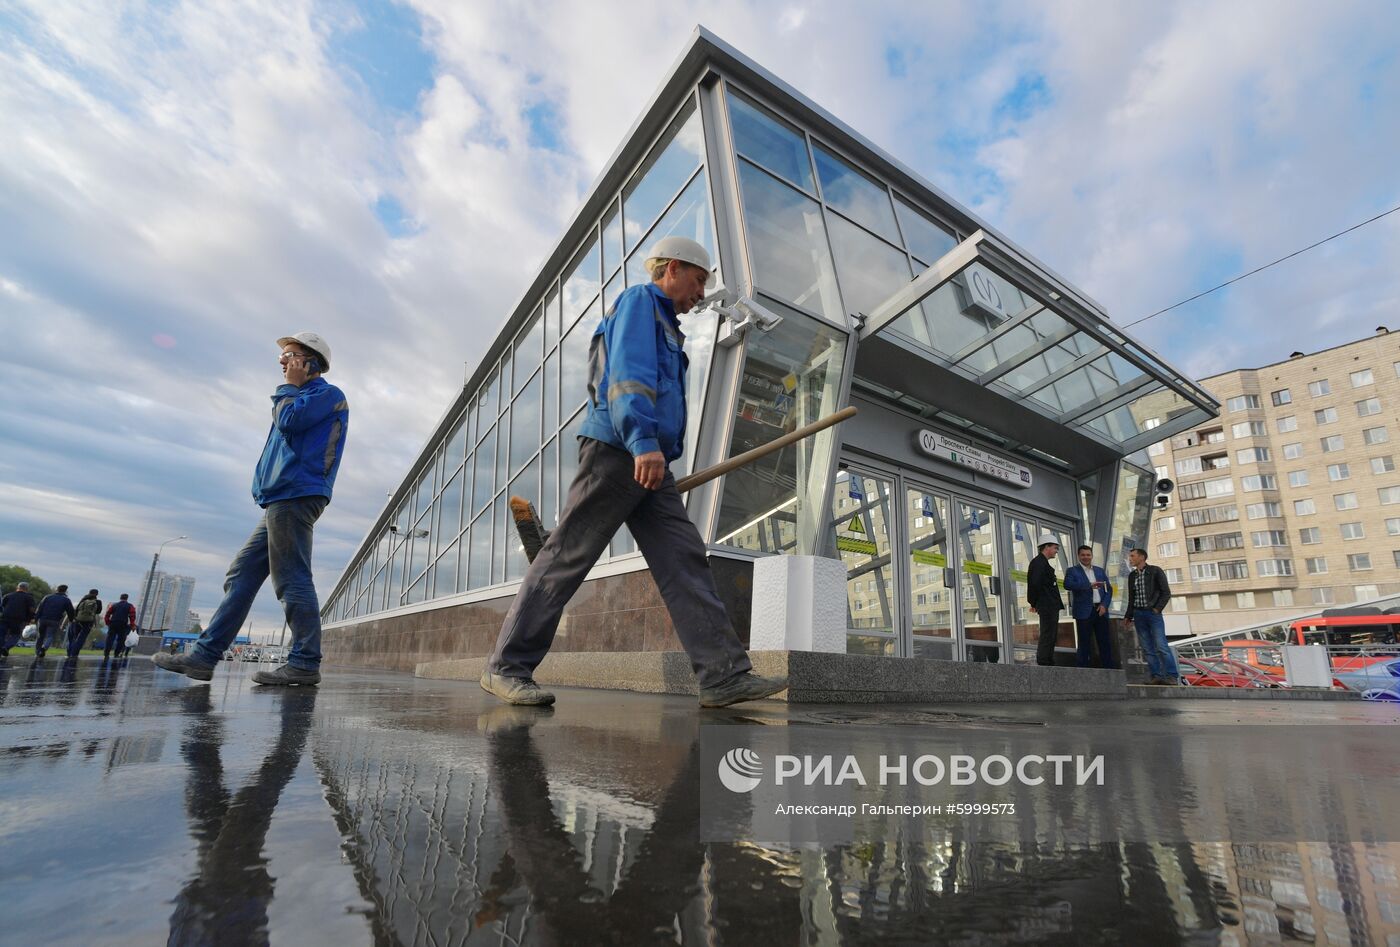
[1045,523,1077,657]
[1006,514,1040,664]
[955,500,1001,662]
[830,466,899,656]
[905,488,954,660]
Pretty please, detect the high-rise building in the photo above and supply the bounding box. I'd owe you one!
[1147,327,1399,636]
[138,571,197,632]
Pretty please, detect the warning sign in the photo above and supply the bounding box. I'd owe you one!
[837,537,878,555]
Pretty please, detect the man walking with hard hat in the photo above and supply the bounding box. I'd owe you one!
[480,236,786,708]
[154,332,348,686]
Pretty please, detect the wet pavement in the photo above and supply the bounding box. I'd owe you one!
[2,655,1398,946]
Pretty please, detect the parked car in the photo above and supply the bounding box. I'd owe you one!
[1332,657,1400,701]
[1179,655,1283,689]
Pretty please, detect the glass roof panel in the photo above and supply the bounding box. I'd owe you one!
[887,268,989,356]
[861,241,1218,456]
[1083,384,1172,441]
[961,307,1070,377]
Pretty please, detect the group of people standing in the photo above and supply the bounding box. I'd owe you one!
[1025,539,1181,684]
[0,583,140,661]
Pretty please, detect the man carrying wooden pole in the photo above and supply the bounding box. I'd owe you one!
[481,236,849,709]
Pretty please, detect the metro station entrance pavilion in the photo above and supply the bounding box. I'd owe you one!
[319,29,1217,676]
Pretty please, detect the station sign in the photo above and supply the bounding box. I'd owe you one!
[915,430,1033,489]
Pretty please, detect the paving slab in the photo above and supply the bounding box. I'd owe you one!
[2,655,1396,945]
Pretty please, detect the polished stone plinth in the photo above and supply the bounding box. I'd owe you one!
[417,649,1128,702]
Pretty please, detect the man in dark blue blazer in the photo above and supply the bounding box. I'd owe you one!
[1062,545,1118,668]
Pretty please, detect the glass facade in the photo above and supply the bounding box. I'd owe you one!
[324,92,721,623]
[323,47,1217,643]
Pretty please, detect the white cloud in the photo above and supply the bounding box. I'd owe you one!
[1,0,1397,634]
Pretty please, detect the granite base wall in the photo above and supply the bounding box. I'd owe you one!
[322,554,756,673]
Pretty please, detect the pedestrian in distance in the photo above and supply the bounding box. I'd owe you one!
[1,581,38,659]
[1063,546,1118,669]
[1124,547,1179,685]
[67,589,103,658]
[103,593,138,660]
[480,237,786,708]
[1026,536,1065,666]
[154,331,348,687]
[33,584,76,659]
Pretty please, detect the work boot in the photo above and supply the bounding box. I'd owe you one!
[253,663,321,686]
[699,672,788,708]
[480,670,555,706]
[152,651,216,682]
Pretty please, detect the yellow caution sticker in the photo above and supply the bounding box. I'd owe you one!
[846,517,865,534]
[962,561,992,577]
[911,549,946,567]
[837,537,878,555]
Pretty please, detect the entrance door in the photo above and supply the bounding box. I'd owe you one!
[831,466,899,657]
[956,499,1002,662]
[904,487,954,659]
[1005,514,1077,664]
[828,460,1081,663]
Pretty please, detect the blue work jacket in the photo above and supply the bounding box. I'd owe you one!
[252,377,349,507]
[578,282,688,462]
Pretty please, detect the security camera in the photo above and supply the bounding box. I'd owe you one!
[732,296,784,332]
[698,283,734,309]
[714,294,784,347]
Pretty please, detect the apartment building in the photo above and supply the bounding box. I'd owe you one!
[1149,327,1400,635]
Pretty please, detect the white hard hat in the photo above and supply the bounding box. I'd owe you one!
[276,331,332,372]
[1036,534,1060,548]
[646,235,715,288]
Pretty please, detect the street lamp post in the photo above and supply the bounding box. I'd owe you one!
[138,535,187,636]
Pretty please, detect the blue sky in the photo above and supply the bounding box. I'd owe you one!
[1,0,1397,638]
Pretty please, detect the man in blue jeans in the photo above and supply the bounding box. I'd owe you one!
[154,332,348,686]
[1123,547,1179,684]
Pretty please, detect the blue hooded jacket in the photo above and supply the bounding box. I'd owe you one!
[578,282,688,462]
[252,377,349,507]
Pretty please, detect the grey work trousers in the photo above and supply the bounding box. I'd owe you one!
[488,437,752,689]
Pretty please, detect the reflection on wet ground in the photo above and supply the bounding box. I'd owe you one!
[1,656,1397,945]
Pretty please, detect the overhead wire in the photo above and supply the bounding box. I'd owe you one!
[1123,202,1400,328]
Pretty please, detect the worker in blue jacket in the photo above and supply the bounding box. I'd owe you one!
[1062,544,1118,668]
[482,236,786,709]
[155,332,347,687]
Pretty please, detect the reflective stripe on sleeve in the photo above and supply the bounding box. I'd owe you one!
[608,380,656,403]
